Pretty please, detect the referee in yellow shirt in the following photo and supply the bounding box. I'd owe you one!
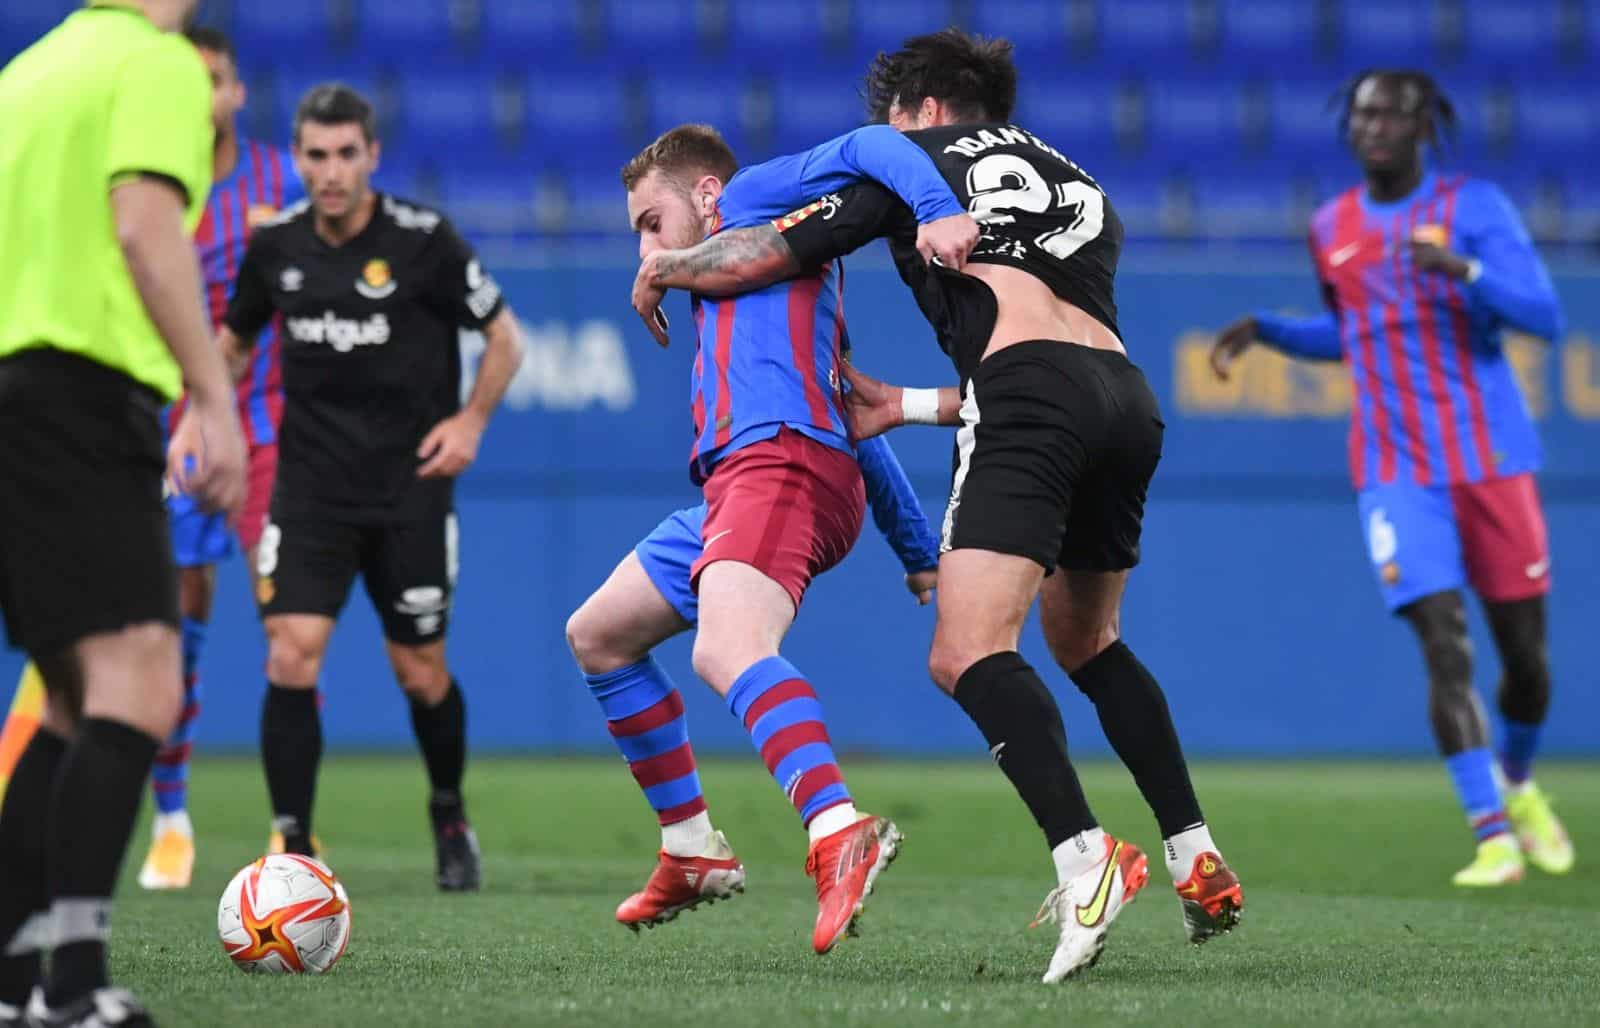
[0,2,245,1024]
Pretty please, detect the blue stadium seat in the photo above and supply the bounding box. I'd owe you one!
[1091,162,1168,238]
[606,2,705,59]
[526,65,632,151]
[1558,167,1600,243]
[393,69,508,152]
[1512,78,1596,163]
[1096,0,1198,61]
[644,69,754,156]
[1335,0,1440,64]
[234,0,338,63]
[355,0,463,56]
[1217,0,1322,62]
[566,158,637,233]
[1190,167,1301,239]
[968,0,1072,60]
[1264,77,1345,166]
[1144,76,1247,160]
[1461,1,1565,69]
[438,164,539,235]
[1443,80,1513,164]
[1015,76,1121,157]
[769,67,870,154]
[726,0,831,57]
[0,0,74,62]
[372,157,429,205]
[478,0,582,59]
[850,0,956,59]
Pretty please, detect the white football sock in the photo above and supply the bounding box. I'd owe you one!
[153,809,193,839]
[1051,826,1108,885]
[807,803,859,844]
[661,810,714,857]
[1164,822,1217,882]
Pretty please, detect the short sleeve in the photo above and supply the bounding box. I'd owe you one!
[425,217,505,329]
[106,40,213,223]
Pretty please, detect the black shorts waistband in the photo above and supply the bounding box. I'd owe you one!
[0,347,165,412]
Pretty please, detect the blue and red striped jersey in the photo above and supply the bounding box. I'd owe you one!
[681,125,964,483]
[1256,172,1564,489]
[193,138,302,446]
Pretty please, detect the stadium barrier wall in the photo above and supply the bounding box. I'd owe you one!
[6,257,1597,756]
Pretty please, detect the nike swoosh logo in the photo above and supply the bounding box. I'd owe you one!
[989,742,1006,763]
[1075,841,1121,928]
[1525,558,1550,579]
[1329,241,1362,267]
[705,529,733,548]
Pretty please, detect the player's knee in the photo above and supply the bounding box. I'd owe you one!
[564,604,613,675]
[1420,632,1474,699]
[690,635,756,696]
[265,631,324,687]
[928,641,978,696]
[389,646,449,700]
[1045,624,1119,676]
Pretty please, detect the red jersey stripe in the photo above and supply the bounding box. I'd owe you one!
[713,299,736,449]
[1439,178,1496,477]
[1410,195,1467,484]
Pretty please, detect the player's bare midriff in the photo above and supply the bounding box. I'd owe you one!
[967,263,1125,362]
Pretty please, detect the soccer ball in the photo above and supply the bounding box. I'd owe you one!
[217,854,352,974]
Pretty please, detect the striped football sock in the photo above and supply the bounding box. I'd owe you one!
[152,617,206,817]
[586,659,709,850]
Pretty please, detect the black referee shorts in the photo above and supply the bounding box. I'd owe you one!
[940,340,1164,573]
[0,349,178,657]
[255,511,459,646]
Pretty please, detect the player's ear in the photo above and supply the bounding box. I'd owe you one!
[694,173,723,213]
[369,138,382,171]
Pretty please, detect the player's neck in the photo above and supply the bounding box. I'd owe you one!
[314,191,378,247]
[213,133,239,183]
[1364,164,1425,204]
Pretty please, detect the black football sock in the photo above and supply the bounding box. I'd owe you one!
[408,679,466,807]
[0,730,67,1007]
[46,719,158,1007]
[1071,640,1204,838]
[261,683,321,855]
[953,651,1097,848]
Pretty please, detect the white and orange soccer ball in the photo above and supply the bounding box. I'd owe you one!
[217,854,352,974]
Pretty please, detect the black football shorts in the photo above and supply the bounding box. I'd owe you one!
[940,340,1164,573]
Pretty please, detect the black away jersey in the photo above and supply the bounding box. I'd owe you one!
[226,193,505,520]
[779,122,1123,381]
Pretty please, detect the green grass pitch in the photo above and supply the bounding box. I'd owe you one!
[118,756,1600,1027]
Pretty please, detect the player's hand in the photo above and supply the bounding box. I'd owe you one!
[167,392,247,519]
[915,212,980,270]
[1408,236,1472,280]
[417,410,486,479]
[905,568,937,605]
[1209,316,1258,381]
[632,255,672,348]
[840,360,903,441]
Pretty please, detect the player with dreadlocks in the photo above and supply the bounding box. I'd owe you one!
[1211,70,1571,887]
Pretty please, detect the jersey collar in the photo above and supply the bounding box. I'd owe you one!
[1360,170,1438,216]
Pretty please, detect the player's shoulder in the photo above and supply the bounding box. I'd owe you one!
[376,193,452,236]
[1309,186,1362,237]
[1447,174,1513,210]
[253,198,312,236]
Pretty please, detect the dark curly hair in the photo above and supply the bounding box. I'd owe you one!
[863,28,1017,125]
[1336,69,1458,150]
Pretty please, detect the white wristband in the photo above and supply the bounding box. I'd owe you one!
[1464,258,1484,284]
[900,388,941,426]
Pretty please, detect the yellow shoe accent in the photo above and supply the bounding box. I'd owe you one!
[1451,834,1525,887]
[137,829,195,891]
[267,830,323,858]
[1507,783,1576,875]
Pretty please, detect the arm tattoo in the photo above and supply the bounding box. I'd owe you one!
[651,225,800,293]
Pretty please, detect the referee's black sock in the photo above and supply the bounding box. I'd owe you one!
[46,719,158,1008]
[408,679,467,809]
[261,683,322,855]
[0,730,67,1008]
[953,652,1098,848]
[1071,640,1204,838]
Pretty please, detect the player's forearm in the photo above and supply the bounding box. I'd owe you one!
[856,434,939,573]
[217,327,253,386]
[113,179,232,406]
[463,309,524,421]
[646,226,801,297]
[1468,260,1567,342]
[1252,311,1343,361]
